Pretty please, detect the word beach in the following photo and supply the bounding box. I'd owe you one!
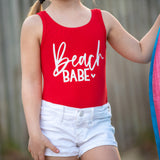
[53,40,104,82]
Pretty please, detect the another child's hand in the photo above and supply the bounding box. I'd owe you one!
[28,133,59,160]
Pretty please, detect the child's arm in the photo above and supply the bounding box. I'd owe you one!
[21,14,42,146]
[102,10,160,64]
[20,15,59,160]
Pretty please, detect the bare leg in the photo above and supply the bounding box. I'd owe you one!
[80,145,121,160]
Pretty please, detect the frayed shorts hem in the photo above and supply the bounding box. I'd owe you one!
[44,142,118,158]
[78,141,118,158]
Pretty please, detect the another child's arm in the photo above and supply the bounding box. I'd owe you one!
[20,15,59,160]
[102,10,160,63]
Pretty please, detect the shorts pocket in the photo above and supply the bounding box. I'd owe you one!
[93,104,112,120]
[40,105,61,122]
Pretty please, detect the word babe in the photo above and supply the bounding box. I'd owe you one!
[53,40,104,83]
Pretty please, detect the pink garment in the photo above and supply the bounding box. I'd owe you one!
[153,35,160,134]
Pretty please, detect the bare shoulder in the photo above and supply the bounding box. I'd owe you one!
[100,10,120,37]
[101,10,118,24]
[21,14,42,40]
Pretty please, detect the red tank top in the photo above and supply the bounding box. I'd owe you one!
[37,8,108,108]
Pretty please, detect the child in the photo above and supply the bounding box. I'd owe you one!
[20,0,160,160]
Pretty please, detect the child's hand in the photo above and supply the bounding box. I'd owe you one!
[28,133,59,160]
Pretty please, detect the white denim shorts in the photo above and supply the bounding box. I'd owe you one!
[40,100,118,158]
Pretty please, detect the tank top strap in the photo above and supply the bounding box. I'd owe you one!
[37,11,47,27]
[93,8,107,36]
[37,11,48,46]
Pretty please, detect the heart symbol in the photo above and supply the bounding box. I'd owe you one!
[91,74,96,78]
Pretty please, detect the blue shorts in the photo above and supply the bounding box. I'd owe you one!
[40,100,118,158]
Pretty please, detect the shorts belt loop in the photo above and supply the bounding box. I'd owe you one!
[91,107,94,122]
[75,109,79,122]
[61,106,65,123]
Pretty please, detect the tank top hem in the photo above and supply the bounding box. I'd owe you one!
[41,98,108,109]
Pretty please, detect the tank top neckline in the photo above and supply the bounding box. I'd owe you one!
[43,8,95,29]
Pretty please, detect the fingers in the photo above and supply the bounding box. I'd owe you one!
[28,147,31,153]
[45,138,60,153]
[30,152,38,160]
[31,152,45,160]
[38,153,45,160]
[33,154,38,160]
[28,134,60,160]
[29,145,45,160]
